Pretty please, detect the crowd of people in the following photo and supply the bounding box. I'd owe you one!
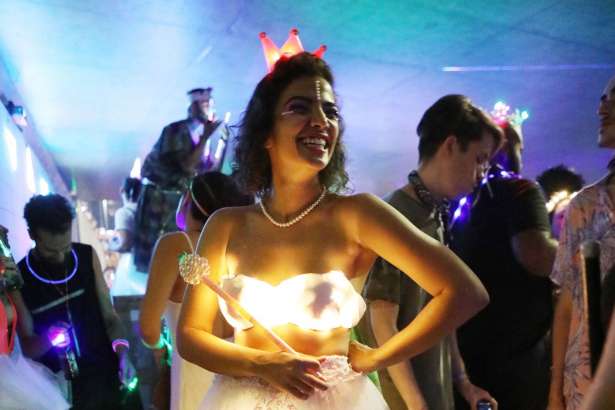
[1,47,614,410]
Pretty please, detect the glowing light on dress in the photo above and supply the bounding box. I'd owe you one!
[219,271,366,331]
[178,233,296,353]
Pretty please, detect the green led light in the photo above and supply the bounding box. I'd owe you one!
[127,376,139,392]
[0,238,11,257]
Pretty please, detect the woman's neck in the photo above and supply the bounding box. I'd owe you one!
[267,175,323,218]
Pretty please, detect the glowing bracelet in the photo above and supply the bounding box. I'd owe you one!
[141,335,165,350]
[112,338,130,352]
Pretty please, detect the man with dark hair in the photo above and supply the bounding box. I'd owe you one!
[451,118,557,410]
[15,194,140,409]
[361,94,502,410]
[134,87,222,272]
[537,164,585,201]
[537,165,586,239]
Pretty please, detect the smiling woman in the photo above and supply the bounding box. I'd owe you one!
[176,52,489,410]
[233,53,348,197]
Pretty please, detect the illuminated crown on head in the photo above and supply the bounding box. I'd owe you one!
[259,28,327,73]
[491,101,529,130]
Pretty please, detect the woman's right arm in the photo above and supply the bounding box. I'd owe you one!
[176,209,327,399]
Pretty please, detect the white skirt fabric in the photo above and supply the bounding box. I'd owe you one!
[0,352,70,410]
[200,355,389,410]
[165,301,214,410]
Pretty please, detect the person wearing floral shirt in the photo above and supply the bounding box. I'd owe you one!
[549,74,615,410]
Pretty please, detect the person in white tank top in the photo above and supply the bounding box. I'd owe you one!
[139,172,252,410]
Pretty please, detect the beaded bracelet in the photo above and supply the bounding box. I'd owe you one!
[112,338,130,353]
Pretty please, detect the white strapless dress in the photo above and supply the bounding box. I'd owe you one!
[201,355,388,410]
[200,271,389,410]
[164,301,214,410]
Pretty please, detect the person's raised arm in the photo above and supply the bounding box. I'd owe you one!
[182,120,221,173]
[347,193,489,372]
[176,209,328,399]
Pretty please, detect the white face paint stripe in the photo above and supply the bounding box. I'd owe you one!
[315,80,321,102]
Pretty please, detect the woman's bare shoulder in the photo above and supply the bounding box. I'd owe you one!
[207,204,260,225]
[328,192,387,214]
[201,204,261,240]
[153,231,193,254]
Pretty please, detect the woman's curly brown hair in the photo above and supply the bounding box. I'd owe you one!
[233,52,348,196]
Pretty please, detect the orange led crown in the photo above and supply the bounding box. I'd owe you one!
[259,28,327,72]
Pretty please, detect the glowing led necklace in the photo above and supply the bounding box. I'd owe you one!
[260,188,327,228]
[25,249,78,285]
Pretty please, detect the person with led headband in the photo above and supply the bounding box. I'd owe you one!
[15,194,141,409]
[450,109,558,410]
[134,87,223,273]
[0,225,69,409]
[177,33,490,409]
[360,94,502,410]
[549,74,615,410]
[139,172,252,410]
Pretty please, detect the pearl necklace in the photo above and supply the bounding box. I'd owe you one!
[260,188,327,228]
